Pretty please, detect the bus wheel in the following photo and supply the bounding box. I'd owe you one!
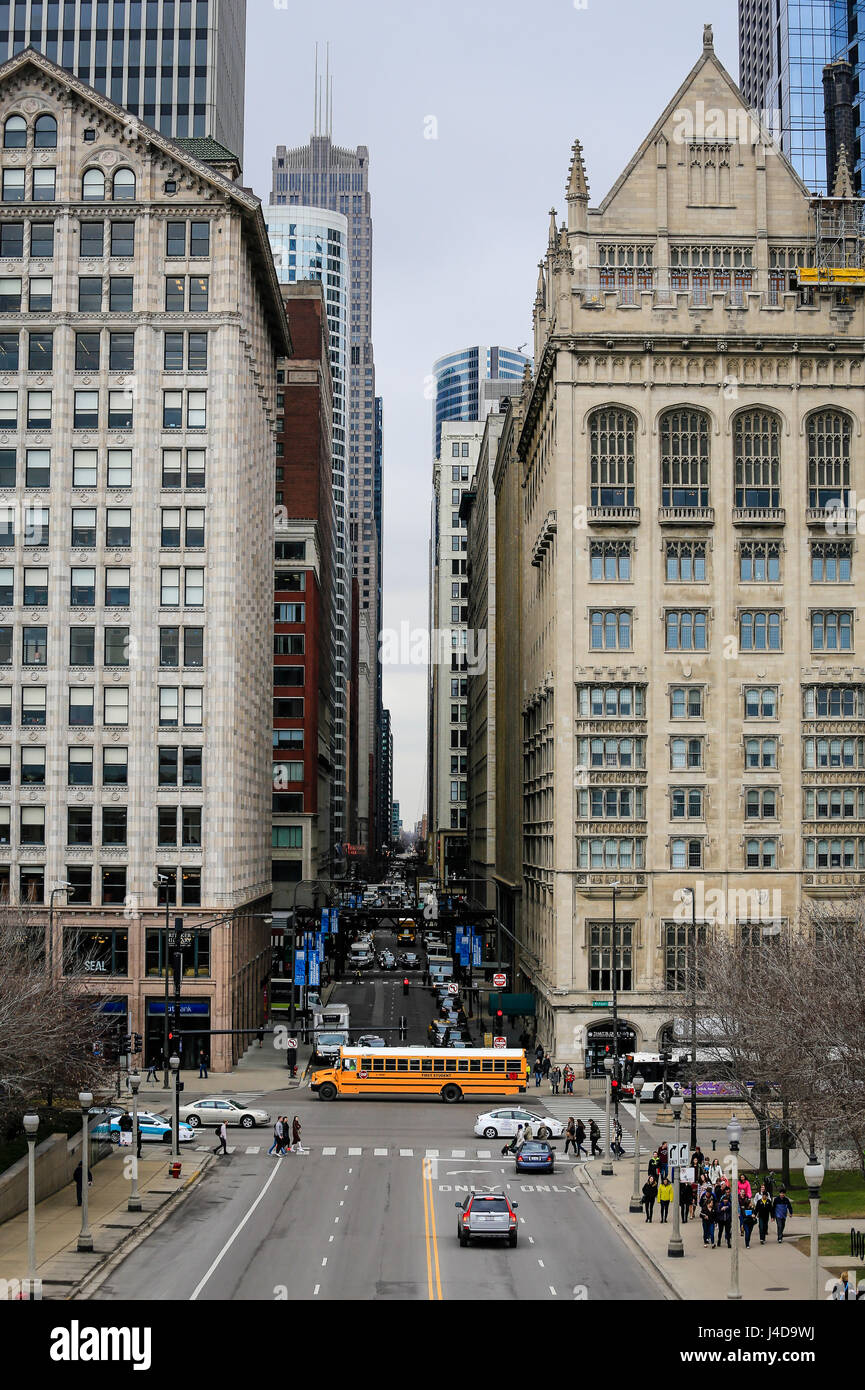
[318,1082,338,1101]
[441,1084,462,1103]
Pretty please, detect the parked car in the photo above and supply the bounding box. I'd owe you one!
[515,1140,556,1174]
[91,1110,195,1144]
[356,1033,387,1048]
[397,952,420,969]
[455,1191,519,1247]
[179,1097,270,1129]
[472,1108,565,1139]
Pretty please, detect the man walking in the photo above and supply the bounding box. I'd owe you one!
[268,1116,284,1156]
[589,1118,601,1157]
[198,1049,208,1079]
[214,1120,228,1156]
[146,1057,158,1084]
[772,1186,793,1241]
[754,1185,772,1245]
[716,1185,733,1248]
[73,1160,91,1206]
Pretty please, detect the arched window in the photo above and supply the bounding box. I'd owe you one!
[82,168,105,201]
[589,408,636,508]
[807,410,850,509]
[660,409,710,507]
[734,410,780,508]
[3,115,27,148]
[113,167,136,200]
[34,114,57,148]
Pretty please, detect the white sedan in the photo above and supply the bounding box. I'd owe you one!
[179,1097,270,1129]
[473,1107,565,1139]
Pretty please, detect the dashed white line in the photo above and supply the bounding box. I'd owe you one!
[339,1200,344,1207]
[528,1236,535,1245]
[334,1216,340,1223]
[451,1149,465,1158]
[321,1257,327,1267]
[322,1146,336,1155]
[477,1150,491,1158]
[549,1285,557,1297]
[313,1284,320,1295]
[425,1149,439,1158]
[246,1145,260,1154]
[538,1259,545,1268]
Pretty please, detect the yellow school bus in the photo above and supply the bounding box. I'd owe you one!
[396,918,416,944]
[311,1046,530,1103]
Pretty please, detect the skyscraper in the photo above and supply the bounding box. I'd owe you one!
[264,206,349,850]
[739,0,865,193]
[0,0,246,157]
[432,345,530,458]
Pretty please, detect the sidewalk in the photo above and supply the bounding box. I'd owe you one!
[122,1033,315,1102]
[0,1147,211,1299]
[583,1155,846,1301]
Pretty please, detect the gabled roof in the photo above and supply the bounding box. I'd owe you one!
[0,47,289,354]
[175,136,239,165]
[592,31,812,215]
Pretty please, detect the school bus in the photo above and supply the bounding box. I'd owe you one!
[310,1046,530,1103]
[396,918,416,945]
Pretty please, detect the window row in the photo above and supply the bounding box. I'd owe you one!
[0,865,201,908]
[0,743,203,789]
[0,685,203,727]
[587,608,854,652]
[0,804,202,848]
[577,683,865,723]
[0,387,135,429]
[588,407,853,511]
[591,539,853,586]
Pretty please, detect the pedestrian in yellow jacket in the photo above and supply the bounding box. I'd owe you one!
[658,1178,675,1223]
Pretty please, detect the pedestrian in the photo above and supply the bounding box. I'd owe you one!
[742,1202,757,1249]
[522,1121,534,1144]
[291,1114,303,1153]
[690,1146,704,1183]
[198,1048,208,1079]
[575,1118,587,1159]
[754,1185,772,1244]
[541,1056,551,1079]
[214,1121,228,1156]
[737,1174,752,1232]
[257,1028,265,1048]
[763,1170,775,1200]
[772,1186,793,1241]
[716,1186,733,1248]
[146,1058,158,1084]
[565,1065,575,1095]
[657,1141,669,1182]
[641,1175,657,1222]
[657,1176,674,1223]
[699,1187,716,1247]
[136,1122,143,1160]
[589,1118,601,1157]
[551,1065,562,1095]
[564,1117,577,1156]
[647,1151,659,1181]
[679,1177,692,1224]
[533,1062,543,1088]
[706,1156,722,1185]
[535,1044,544,1065]
[73,1160,92,1206]
[611,1117,625,1159]
[118,1109,133,1144]
[268,1116,284,1156]
[536,1121,552,1141]
[832,1271,855,1300]
[502,1124,524,1157]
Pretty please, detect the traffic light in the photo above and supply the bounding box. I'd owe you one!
[610,1076,620,1101]
[495,1008,503,1028]
[132,1033,142,1054]
[172,949,183,994]
[402,976,409,996]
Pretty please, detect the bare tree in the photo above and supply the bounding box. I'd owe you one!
[0,902,111,1131]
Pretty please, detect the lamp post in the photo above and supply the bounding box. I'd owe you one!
[154,875,171,1087]
[610,881,621,1119]
[128,1072,142,1212]
[47,880,72,980]
[726,1114,743,1301]
[23,1112,39,1295]
[77,1090,93,1252]
[804,1150,825,1302]
[667,1094,685,1258]
[601,1055,614,1176]
[688,886,698,1152]
[169,1055,180,1159]
[629,1073,645,1213]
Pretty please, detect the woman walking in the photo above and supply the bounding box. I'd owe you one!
[291,1114,303,1153]
[564,1116,577,1156]
[699,1187,716,1247]
[641,1175,657,1223]
[754,1185,772,1245]
[575,1118,587,1159]
[657,1176,674,1223]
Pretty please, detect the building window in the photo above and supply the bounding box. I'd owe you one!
[746,838,777,869]
[745,737,777,768]
[64,928,128,976]
[589,610,631,650]
[578,736,645,769]
[588,922,633,991]
[811,610,853,652]
[803,686,864,718]
[803,787,864,820]
[744,686,777,719]
[589,408,636,507]
[745,787,777,819]
[739,541,781,583]
[807,411,850,510]
[101,867,127,905]
[670,737,703,770]
[82,168,105,201]
[665,540,706,582]
[670,686,703,719]
[810,542,852,583]
[734,410,780,507]
[670,837,703,869]
[577,786,645,819]
[665,610,707,650]
[590,540,631,581]
[103,747,127,785]
[671,787,703,819]
[660,409,709,507]
[664,922,707,991]
[577,837,645,869]
[739,610,782,651]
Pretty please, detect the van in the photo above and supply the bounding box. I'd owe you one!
[429,959,454,982]
[312,1002,350,1034]
[426,942,451,964]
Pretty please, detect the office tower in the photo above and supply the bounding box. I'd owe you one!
[496,26,865,1061]
[0,47,285,1068]
[431,345,531,459]
[739,0,865,192]
[264,206,349,853]
[272,282,335,895]
[0,0,246,156]
[377,705,392,850]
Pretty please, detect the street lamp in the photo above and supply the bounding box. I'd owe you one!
[154,875,171,1088]
[629,1073,645,1212]
[804,1150,825,1302]
[601,1055,614,1176]
[682,885,699,1151]
[23,1112,39,1296]
[47,880,72,980]
[726,1114,743,1301]
[128,1072,142,1212]
[609,881,621,1119]
[169,1055,180,1159]
[77,1090,94,1252]
[667,1093,685,1258]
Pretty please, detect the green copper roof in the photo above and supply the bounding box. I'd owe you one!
[175,137,238,163]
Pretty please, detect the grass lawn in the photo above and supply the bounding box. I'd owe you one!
[779,1168,865,1220]
[793,1231,863,1258]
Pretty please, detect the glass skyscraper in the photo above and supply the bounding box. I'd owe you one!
[432,345,531,458]
[265,207,350,846]
[0,0,246,156]
[739,0,865,193]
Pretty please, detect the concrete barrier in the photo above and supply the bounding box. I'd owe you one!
[0,1130,110,1225]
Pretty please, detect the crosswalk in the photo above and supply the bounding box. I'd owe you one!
[539,1096,636,1155]
[193,1143,600,1162]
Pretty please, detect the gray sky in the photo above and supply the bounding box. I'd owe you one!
[245,0,739,831]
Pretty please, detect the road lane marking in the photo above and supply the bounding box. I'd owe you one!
[321,1257,327,1267]
[400,1148,413,1157]
[189,1158,284,1301]
[322,1147,336,1155]
[348,1147,361,1155]
[477,1150,491,1158]
[425,1149,439,1158]
[374,1148,388,1155]
[549,1286,557,1296]
[451,1150,465,1158]
[538,1259,545,1268]
[314,1284,320,1295]
[422,1156,443,1301]
[246,1146,260,1154]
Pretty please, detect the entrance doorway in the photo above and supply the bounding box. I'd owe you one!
[585,1020,637,1077]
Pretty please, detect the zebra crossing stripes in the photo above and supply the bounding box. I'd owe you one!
[192,1142,597,1161]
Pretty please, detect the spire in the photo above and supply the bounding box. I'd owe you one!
[559,222,569,251]
[832,143,856,198]
[548,207,558,248]
[535,261,546,307]
[566,138,589,202]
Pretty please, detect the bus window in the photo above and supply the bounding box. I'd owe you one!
[481,1060,494,1073]
[409,1058,420,1072]
[457,1059,469,1072]
[493,1060,506,1073]
[421,1058,432,1073]
[385,1058,396,1072]
[343,1058,357,1071]
[397,1058,408,1072]
[372,1057,385,1072]
[433,1059,445,1073]
[469,1059,481,1073]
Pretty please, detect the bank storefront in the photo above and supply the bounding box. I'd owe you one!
[145,998,212,1070]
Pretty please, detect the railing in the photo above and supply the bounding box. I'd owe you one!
[658,506,715,526]
[732,506,785,526]
[587,505,640,526]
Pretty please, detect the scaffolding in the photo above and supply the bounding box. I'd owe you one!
[797,184,865,289]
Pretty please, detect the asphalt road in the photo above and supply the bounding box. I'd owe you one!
[92,934,664,1303]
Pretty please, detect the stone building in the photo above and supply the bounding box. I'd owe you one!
[0,49,287,1070]
[510,27,865,1064]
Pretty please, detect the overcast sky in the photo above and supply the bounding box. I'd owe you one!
[244,0,740,831]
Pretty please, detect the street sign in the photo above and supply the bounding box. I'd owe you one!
[493,972,507,988]
[286,1037,298,1049]
[669,1141,689,1168]
[493,1036,507,1049]
[591,1000,611,1008]
[447,982,459,994]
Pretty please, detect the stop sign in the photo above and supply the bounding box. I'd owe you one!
[493,972,506,988]
[493,1036,507,1049]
